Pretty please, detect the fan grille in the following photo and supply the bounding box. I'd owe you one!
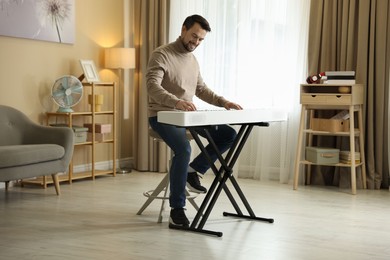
[52,75,83,112]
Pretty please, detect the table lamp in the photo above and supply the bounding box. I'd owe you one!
[105,48,136,70]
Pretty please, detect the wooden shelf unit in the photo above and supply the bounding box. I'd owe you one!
[293,83,366,195]
[23,82,117,187]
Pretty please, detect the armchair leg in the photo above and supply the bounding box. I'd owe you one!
[51,174,61,195]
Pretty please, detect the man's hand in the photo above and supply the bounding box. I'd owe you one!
[175,100,197,111]
[224,101,243,110]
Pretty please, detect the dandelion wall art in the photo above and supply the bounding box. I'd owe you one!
[0,0,75,44]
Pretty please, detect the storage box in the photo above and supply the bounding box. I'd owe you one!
[83,123,112,133]
[311,118,349,132]
[305,147,340,164]
[50,124,88,143]
[87,133,110,142]
[72,126,89,143]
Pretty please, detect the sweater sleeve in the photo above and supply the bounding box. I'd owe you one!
[146,51,180,108]
[195,73,228,107]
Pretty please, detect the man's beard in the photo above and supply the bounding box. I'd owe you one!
[182,40,197,52]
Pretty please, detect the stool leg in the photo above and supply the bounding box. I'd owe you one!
[137,173,170,215]
[158,176,170,223]
[186,190,199,211]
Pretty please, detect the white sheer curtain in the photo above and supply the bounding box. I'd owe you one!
[169,0,310,183]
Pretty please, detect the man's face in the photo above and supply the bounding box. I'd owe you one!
[180,22,207,52]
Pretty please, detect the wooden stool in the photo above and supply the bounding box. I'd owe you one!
[136,129,199,223]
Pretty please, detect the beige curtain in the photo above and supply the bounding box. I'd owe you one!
[308,0,390,189]
[131,0,170,172]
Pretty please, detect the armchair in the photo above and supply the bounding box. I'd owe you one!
[0,105,74,195]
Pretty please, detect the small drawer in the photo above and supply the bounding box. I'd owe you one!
[301,94,329,104]
[325,95,351,105]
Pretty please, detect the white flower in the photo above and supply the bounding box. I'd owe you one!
[35,0,71,43]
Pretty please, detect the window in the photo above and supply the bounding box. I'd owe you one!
[170,0,310,181]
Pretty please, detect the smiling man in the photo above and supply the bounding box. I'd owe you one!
[146,14,242,229]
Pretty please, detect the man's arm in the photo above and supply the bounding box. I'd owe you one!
[146,51,180,108]
[195,74,242,110]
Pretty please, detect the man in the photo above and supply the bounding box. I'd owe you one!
[146,14,242,228]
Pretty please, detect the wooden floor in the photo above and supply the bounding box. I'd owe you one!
[1,171,390,260]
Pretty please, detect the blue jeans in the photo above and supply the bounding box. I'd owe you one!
[149,116,237,209]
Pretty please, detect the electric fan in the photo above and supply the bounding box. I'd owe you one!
[51,75,83,113]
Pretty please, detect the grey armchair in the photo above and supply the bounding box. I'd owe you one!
[0,105,74,195]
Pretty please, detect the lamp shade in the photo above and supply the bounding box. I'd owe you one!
[105,48,135,69]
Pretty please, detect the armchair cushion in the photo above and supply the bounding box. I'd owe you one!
[0,144,65,168]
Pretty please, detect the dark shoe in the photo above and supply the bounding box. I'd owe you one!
[187,172,207,193]
[169,208,190,228]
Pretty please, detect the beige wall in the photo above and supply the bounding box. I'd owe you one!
[0,0,131,166]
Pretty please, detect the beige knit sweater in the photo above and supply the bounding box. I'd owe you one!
[146,37,228,117]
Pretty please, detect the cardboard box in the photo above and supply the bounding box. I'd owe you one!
[87,133,110,142]
[83,123,112,133]
[305,147,340,164]
[311,118,349,132]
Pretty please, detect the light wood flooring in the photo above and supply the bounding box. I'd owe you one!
[1,171,390,260]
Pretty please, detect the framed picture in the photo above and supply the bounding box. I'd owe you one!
[79,60,100,83]
[0,0,75,44]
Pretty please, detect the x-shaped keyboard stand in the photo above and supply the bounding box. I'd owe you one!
[171,122,274,237]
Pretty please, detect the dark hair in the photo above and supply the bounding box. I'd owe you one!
[182,14,211,32]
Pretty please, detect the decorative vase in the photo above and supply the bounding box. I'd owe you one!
[88,94,104,112]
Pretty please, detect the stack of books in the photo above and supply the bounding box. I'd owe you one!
[340,151,361,164]
[323,71,356,84]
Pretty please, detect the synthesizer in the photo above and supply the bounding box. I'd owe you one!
[157,108,287,127]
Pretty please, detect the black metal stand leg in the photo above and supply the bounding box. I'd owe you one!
[219,124,274,223]
[173,123,273,237]
[222,175,274,223]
